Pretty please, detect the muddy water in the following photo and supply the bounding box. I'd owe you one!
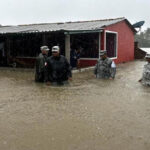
[0,60,150,150]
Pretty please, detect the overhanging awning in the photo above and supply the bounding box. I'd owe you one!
[64,29,103,35]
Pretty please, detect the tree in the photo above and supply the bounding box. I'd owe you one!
[135,28,150,47]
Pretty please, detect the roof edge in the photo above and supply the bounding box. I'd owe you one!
[124,19,137,33]
[104,18,137,33]
[17,17,126,26]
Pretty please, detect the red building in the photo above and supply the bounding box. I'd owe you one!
[0,17,136,68]
[76,18,137,67]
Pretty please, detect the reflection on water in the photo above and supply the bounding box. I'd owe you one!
[0,60,150,150]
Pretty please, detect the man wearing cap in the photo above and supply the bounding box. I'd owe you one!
[45,46,72,85]
[94,50,116,79]
[35,46,49,82]
[139,53,150,86]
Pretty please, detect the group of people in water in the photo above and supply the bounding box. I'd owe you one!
[35,46,72,85]
[35,45,150,86]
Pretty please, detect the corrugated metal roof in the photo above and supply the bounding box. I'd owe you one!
[140,48,150,54]
[0,17,128,34]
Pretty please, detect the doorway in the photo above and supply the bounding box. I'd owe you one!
[106,31,117,58]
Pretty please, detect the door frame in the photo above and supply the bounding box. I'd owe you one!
[105,30,118,59]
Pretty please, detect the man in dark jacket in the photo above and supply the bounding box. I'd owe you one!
[46,46,72,85]
[35,46,49,82]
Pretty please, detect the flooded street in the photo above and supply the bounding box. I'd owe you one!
[0,60,150,150]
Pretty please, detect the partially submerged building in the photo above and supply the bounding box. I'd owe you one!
[0,17,136,68]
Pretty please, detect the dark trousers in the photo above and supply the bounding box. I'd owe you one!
[35,72,45,82]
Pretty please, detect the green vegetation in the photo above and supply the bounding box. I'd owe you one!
[135,28,150,47]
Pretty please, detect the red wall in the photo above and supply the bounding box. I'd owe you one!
[80,21,135,67]
[105,21,135,64]
[80,59,97,68]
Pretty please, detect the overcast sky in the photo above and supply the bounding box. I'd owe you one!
[1,0,149,30]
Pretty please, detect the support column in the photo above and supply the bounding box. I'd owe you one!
[99,32,101,58]
[65,34,70,63]
[42,33,47,45]
[101,30,105,50]
[6,37,11,65]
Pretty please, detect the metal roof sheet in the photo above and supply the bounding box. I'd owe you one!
[140,48,150,54]
[0,17,128,34]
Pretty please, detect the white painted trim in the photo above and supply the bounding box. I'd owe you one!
[72,66,95,73]
[105,30,118,34]
[104,30,106,50]
[105,30,118,59]
[110,57,117,60]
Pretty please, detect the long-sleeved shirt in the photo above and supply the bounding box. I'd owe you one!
[45,55,72,82]
[35,53,48,82]
[94,57,116,79]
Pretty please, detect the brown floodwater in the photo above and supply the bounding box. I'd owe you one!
[0,60,150,150]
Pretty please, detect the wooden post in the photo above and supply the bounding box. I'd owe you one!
[42,33,47,45]
[65,34,70,63]
[6,37,11,65]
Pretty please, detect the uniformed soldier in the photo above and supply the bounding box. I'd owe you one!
[35,46,49,82]
[139,53,150,86]
[45,46,72,85]
[94,50,116,79]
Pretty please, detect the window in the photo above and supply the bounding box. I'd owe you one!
[70,33,99,58]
